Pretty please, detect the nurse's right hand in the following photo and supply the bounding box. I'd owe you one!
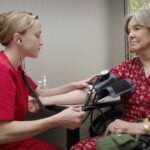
[56,107,85,129]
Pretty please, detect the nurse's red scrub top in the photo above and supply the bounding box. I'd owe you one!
[0,51,61,150]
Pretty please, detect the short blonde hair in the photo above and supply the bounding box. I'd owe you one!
[124,9,150,35]
[0,11,38,46]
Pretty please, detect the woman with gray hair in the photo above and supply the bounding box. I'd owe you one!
[0,11,98,149]
[71,8,150,150]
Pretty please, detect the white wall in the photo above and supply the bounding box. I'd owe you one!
[0,0,125,149]
[26,0,113,86]
[111,0,126,66]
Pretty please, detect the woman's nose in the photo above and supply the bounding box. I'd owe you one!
[128,32,135,42]
[128,31,135,39]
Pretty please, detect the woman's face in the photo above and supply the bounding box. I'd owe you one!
[20,20,43,58]
[127,17,150,54]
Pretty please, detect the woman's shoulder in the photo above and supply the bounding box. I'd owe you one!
[110,57,140,78]
[119,57,140,67]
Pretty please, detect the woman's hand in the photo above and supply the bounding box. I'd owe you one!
[56,107,85,129]
[71,74,99,90]
[105,119,145,135]
[28,97,40,113]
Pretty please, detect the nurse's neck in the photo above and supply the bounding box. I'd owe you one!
[4,46,22,70]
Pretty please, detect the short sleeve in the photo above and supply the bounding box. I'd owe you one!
[0,66,16,120]
[110,60,132,79]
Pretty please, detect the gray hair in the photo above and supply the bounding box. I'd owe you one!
[124,9,150,35]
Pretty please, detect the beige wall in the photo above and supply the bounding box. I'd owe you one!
[0,0,125,149]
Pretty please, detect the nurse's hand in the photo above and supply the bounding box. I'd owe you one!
[56,107,85,129]
[71,74,99,90]
[28,97,40,113]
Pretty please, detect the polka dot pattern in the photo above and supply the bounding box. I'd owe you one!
[111,57,150,122]
[70,57,150,150]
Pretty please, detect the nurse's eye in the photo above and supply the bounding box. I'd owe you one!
[35,34,40,38]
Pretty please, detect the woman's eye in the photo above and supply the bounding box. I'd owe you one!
[134,25,142,31]
[127,29,130,34]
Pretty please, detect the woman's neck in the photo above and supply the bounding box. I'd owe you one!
[139,53,150,67]
[139,53,150,77]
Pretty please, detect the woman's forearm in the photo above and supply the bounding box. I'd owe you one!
[40,89,88,106]
[127,122,150,135]
[106,119,150,135]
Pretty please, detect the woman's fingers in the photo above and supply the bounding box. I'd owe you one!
[105,119,125,134]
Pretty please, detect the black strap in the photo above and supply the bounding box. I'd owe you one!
[22,71,53,116]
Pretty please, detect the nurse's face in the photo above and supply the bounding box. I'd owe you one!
[20,20,43,58]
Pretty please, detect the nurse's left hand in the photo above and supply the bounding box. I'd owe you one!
[28,97,40,113]
[72,74,99,89]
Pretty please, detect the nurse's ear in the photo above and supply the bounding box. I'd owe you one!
[17,39,22,44]
[13,33,22,45]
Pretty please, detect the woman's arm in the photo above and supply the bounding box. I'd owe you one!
[28,75,98,113]
[28,89,88,113]
[106,119,150,135]
[0,107,85,144]
[40,89,88,106]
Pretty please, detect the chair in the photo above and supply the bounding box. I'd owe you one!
[89,99,123,137]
